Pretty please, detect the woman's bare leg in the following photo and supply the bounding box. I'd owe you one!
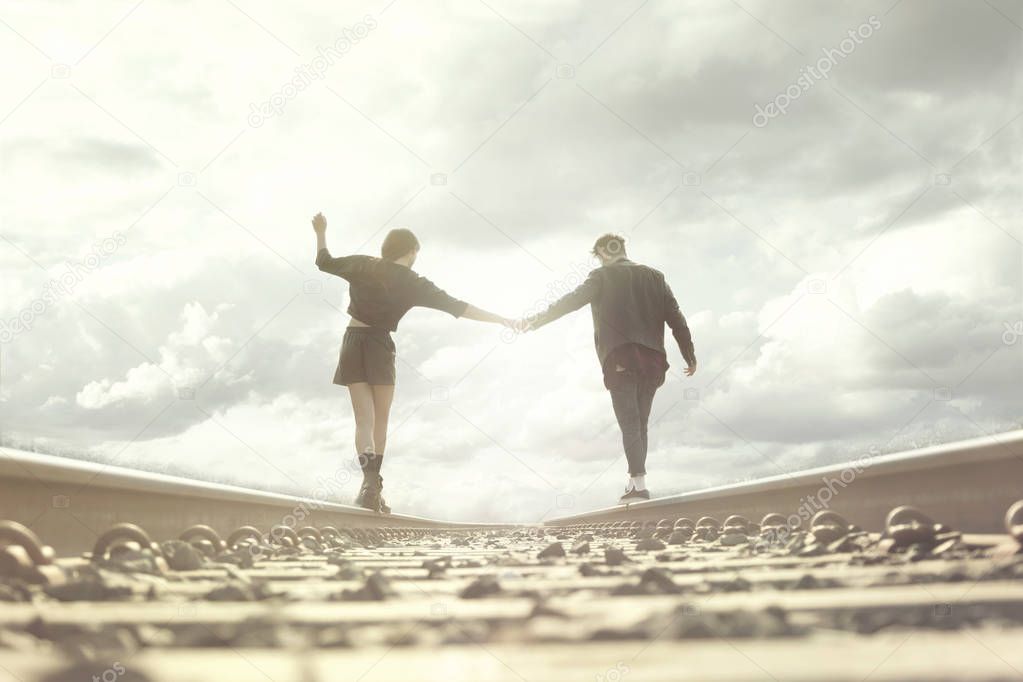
[347,383,376,457]
[348,382,380,509]
[370,384,395,457]
[369,384,396,513]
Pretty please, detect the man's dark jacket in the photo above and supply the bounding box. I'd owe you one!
[531,257,696,372]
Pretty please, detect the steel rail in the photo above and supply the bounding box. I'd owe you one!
[0,448,514,555]
[545,429,1023,532]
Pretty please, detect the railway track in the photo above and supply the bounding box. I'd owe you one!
[1,431,1022,681]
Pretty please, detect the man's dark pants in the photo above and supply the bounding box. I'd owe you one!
[608,371,659,476]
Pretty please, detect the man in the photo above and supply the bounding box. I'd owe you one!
[525,234,697,503]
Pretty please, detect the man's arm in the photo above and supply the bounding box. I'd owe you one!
[664,280,697,375]
[526,270,600,330]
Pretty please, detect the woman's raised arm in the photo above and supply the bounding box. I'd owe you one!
[311,212,328,252]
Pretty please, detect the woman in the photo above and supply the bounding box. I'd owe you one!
[311,212,510,513]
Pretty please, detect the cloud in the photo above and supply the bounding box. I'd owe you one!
[74,301,234,409]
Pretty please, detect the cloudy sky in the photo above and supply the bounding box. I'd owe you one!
[1,0,1020,523]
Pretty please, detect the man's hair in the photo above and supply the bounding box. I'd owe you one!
[381,228,420,261]
[592,233,627,257]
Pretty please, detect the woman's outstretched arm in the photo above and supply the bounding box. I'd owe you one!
[461,304,512,326]
[414,277,511,326]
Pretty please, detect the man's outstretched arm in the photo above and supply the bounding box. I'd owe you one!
[526,271,599,330]
[664,281,697,375]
